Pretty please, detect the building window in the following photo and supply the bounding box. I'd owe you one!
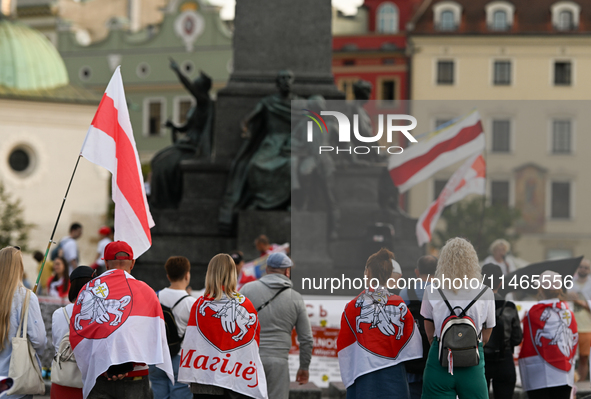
[491,181,510,207]
[434,2,462,31]
[554,61,572,85]
[144,98,165,136]
[558,10,574,30]
[439,10,456,30]
[343,59,356,66]
[551,181,571,219]
[492,10,508,30]
[492,119,511,152]
[176,99,193,125]
[433,179,448,199]
[485,2,515,31]
[7,145,36,176]
[551,2,580,30]
[437,60,454,85]
[380,79,396,103]
[552,119,572,153]
[493,61,511,85]
[377,2,399,33]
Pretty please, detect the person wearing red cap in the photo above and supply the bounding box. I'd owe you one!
[92,226,113,275]
[74,240,174,399]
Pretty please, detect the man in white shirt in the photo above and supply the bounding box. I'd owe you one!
[149,256,196,399]
[60,222,83,274]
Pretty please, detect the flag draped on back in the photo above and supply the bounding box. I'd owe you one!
[337,288,422,388]
[416,154,486,246]
[388,110,485,193]
[70,269,173,398]
[519,301,578,391]
[80,67,154,258]
[178,293,268,399]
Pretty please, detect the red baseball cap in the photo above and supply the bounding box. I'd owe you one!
[102,241,134,261]
[98,226,112,236]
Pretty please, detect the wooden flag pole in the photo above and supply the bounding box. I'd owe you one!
[33,155,82,293]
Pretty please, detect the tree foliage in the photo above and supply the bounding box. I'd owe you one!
[433,197,521,260]
[0,181,33,251]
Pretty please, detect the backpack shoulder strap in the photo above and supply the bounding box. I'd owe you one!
[459,286,489,317]
[257,286,289,312]
[172,295,191,309]
[437,288,455,314]
[408,285,419,301]
[62,307,70,324]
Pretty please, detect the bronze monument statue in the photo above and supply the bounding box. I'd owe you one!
[149,58,214,209]
[218,70,299,231]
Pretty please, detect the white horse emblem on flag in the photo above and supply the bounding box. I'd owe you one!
[534,303,578,358]
[355,291,407,339]
[199,293,257,341]
[74,278,132,330]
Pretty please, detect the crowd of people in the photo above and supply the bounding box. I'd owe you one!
[0,235,589,399]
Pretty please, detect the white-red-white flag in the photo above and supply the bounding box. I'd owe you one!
[389,110,484,193]
[416,154,486,246]
[70,269,174,398]
[80,67,154,258]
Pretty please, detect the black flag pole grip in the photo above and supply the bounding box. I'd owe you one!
[33,155,82,293]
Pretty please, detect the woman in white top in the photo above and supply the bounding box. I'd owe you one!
[421,238,495,399]
[0,246,47,399]
[50,266,96,399]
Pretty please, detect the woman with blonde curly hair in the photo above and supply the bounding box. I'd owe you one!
[420,238,495,399]
[0,246,47,399]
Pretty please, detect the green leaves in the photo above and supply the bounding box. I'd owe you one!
[0,181,33,251]
[434,197,521,260]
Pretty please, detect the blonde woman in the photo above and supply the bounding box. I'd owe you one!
[178,254,268,399]
[0,247,47,399]
[421,238,495,399]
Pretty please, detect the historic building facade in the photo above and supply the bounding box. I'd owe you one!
[407,0,591,262]
[57,0,232,161]
[332,0,422,102]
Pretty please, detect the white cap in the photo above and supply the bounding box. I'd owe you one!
[540,270,562,290]
[391,259,402,275]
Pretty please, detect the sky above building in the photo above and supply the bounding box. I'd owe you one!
[208,0,363,20]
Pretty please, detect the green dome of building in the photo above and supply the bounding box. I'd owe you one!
[0,18,69,91]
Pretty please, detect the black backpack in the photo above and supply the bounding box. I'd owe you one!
[159,293,190,357]
[438,287,488,372]
[483,300,508,360]
[403,285,430,374]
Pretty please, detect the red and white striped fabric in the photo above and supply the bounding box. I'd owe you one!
[416,154,486,246]
[70,269,173,398]
[80,67,154,258]
[178,293,268,399]
[389,110,484,193]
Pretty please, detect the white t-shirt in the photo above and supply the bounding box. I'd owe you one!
[96,237,112,267]
[421,286,496,338]
[61,236,78,272]
[158,288,197,338]
[52,303,74,355]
